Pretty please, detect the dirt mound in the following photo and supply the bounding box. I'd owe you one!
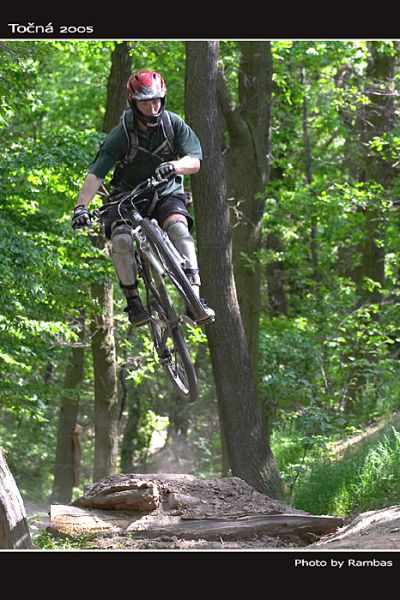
[26,474,400,550]
[47,473,344,549]
[309,505,400,550]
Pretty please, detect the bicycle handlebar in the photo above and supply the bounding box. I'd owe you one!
[92,173,175,221]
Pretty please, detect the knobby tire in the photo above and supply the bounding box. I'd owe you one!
[143,260,198,403]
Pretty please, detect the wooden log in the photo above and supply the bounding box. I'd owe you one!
[49,505,137,536]
[48,504,178,537]
[0,448,33,549]
[48,504,343,543]
[73,477,160,511]
[125,513,344,542]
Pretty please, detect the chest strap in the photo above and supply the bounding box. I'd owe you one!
[121,109,178,164]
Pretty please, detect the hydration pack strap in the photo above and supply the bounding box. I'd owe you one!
[121,109,178,164]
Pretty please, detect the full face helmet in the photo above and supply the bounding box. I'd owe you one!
[126,69,167,127]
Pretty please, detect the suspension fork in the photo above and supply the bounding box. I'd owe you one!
[137,245,180,329]
[133,229,167,280]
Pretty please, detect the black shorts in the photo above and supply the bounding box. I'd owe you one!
[103,192,193,239]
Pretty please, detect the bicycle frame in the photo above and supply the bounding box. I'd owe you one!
[91,176,200,402]
[131,211,188,283]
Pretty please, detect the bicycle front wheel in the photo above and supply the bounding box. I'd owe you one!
[143,260,199,403]
[151,316,198,403]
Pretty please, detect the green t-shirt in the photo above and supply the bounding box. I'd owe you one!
[88,110,202,196]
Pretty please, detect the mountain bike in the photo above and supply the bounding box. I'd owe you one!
[92,176,213,403]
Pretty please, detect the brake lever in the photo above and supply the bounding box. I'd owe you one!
[90,209,100,221]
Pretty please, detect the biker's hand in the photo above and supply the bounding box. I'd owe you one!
[154,162,176,182]
[71,205,92,229]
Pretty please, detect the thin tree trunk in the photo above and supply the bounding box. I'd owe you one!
[51,315,85,503]
[343,42,396,412]
[217,41,273,378]
[102,41,133,134]
[185,41,284,498]
[120,392,142,473]
[301,66,322,285]
[356,42,395,306]
[91,276,119,480]
[90,41,132,480]
[265,231,288,317]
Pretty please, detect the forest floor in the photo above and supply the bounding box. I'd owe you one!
[24,480,400,551]
[23,414,400,551]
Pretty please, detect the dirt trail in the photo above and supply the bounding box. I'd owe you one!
[331,411,400,458]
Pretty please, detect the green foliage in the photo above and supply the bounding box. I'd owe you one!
[258,39,400,517]
[0,414,56,500]
[34,530,96,549]
[291,426,400,516]
[2,39,400,519]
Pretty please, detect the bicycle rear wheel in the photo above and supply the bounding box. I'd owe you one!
[143,261,198,403]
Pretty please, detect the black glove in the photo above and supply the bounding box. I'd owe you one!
[154,162,176,182]
[71,205,91,229]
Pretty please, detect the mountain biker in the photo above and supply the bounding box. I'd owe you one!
[72,69,215,327]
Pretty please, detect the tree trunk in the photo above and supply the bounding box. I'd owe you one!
[301,66,322,285]
[90,41,132,480]
[265,231,288,317]
[356,42,395,306]
[102,41,132,134]
[338,43,395,302]
[120,392,142,473]
[0,448,33,549]
[91,276,119,481]
[217,41,273,378]
[185,41,284,499]
[342,42,396,412]
[165,391,191,463]
[51,314,85,504]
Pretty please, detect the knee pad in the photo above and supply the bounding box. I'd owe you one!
[110,224,136,286]
[165,220,191,241]
[165,220,192,249]
[165,220,199,272]
[111,224,133,254]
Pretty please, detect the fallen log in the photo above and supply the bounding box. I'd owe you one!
[48,505,156,537]
[126,513,344,542]
[48,504,343,543]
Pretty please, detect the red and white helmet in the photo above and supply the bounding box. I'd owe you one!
[127,70,167,126]
[127,69,167,103]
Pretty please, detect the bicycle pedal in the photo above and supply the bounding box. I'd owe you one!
[195,314,216,326]
[181,315,199,327]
